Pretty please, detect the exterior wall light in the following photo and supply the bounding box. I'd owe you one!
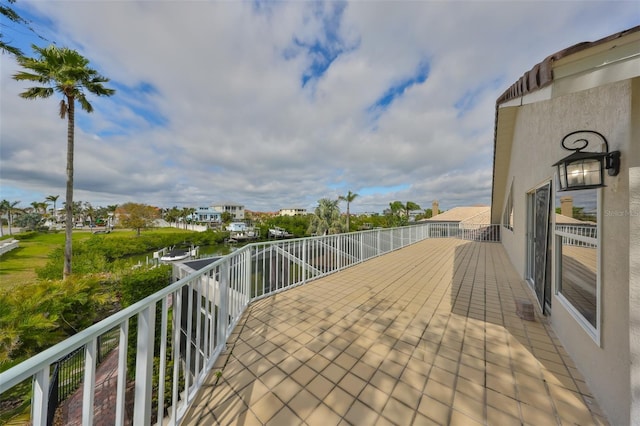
[553,130,620,191]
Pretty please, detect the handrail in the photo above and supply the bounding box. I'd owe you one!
[0,222,501,425]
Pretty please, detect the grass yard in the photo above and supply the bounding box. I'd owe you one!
[0,228,195,290]
[0,232,94,289]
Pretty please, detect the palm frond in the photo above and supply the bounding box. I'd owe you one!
[14,45,115,114]
[0,41,22,56]
[18,87,54,100]
[77,94,93,113]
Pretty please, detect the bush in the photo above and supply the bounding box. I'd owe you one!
[0,274,118,369]
[118,265,172,379]
[119,264,173,307]
[36,246,111,280]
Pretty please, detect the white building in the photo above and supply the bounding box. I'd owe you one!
[278,208,307,216]
[212,202,245,220]
[491,26,639,425]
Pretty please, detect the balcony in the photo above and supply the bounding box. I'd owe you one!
[0,224,608,425]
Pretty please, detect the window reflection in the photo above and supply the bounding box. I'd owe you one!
[555,188,598,328]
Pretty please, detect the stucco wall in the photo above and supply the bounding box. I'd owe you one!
[629,77,640,426]
[497,79,633,425]
[630,166,640,426]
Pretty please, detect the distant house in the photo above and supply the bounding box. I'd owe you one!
[194,206,222,223]
[491,26,639,425]
[191,202,245,223]
[212,202,245,220]
[278,208,307,216]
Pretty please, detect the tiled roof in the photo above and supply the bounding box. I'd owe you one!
[555,213,596,225]
[424,206,491,224]
[497,25,640,105]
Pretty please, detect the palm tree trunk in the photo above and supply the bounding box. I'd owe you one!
[63,97,74,279]
[346,203,350,232]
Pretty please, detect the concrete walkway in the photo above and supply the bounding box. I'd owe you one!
[183,238,608,425]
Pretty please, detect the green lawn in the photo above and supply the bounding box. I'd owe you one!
[0,228,194,289]
[0,232,92,288]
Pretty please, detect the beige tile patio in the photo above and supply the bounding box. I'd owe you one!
[183,238,608,425]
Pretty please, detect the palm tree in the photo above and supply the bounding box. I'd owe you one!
[404,201,421,220]
[180,207,196,229]
[0,200,7,237]
[338,190,358,232]
[31,201,47,215]
[164,206,181,226]
[1,200,21,235]
[14,45,115,279]
[308,198,342,236]
[46,195,59,223]
[84,202,96,226]
[106,204,118,229]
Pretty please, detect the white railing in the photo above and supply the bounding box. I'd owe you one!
[555,224,597,248]
[425,222,501,242]
[0,223,500,425]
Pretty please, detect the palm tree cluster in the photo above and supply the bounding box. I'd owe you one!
[163,206,197,229]
[307,191,360,236]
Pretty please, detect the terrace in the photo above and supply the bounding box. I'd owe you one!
[183,239,606,425]
[0,224,608,425]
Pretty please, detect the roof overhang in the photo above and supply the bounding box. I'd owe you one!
[490,26,640,225]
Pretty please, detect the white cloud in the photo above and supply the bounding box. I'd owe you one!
[1,0,637,213]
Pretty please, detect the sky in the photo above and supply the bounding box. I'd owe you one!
[1,1,638,214]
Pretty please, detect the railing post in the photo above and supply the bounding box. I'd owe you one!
[218,261,230,345]
[133,305,156,426]
[82,339,97,425]
[245,249,252,304]
[337,235,341,270]
[115,321,129,426]
[31,365,50,426]
[391,229,394,251]
[302,239,307,285]
[157,298,169,425]
[171,290,182,423]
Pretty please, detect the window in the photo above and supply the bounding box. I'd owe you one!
[555,188,599,339]
[502,181,514,230]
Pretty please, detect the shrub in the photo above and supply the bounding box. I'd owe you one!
[118,264,172,378]
[0,274,118,369]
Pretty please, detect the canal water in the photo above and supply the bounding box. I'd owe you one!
[127,243,243,266]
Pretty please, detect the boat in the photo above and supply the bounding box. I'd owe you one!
[226,229,259,243]
[159,246,198,262]
[268,227,292,238]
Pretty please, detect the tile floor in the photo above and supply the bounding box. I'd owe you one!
[183,238,608,425]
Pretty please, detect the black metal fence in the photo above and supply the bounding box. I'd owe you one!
[46,327,120,426]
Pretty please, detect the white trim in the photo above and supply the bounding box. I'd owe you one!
[553,185,602,346]
[524,179,553,314]
[556,291,600,345]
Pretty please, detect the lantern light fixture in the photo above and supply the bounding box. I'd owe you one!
[553,130,620,191]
